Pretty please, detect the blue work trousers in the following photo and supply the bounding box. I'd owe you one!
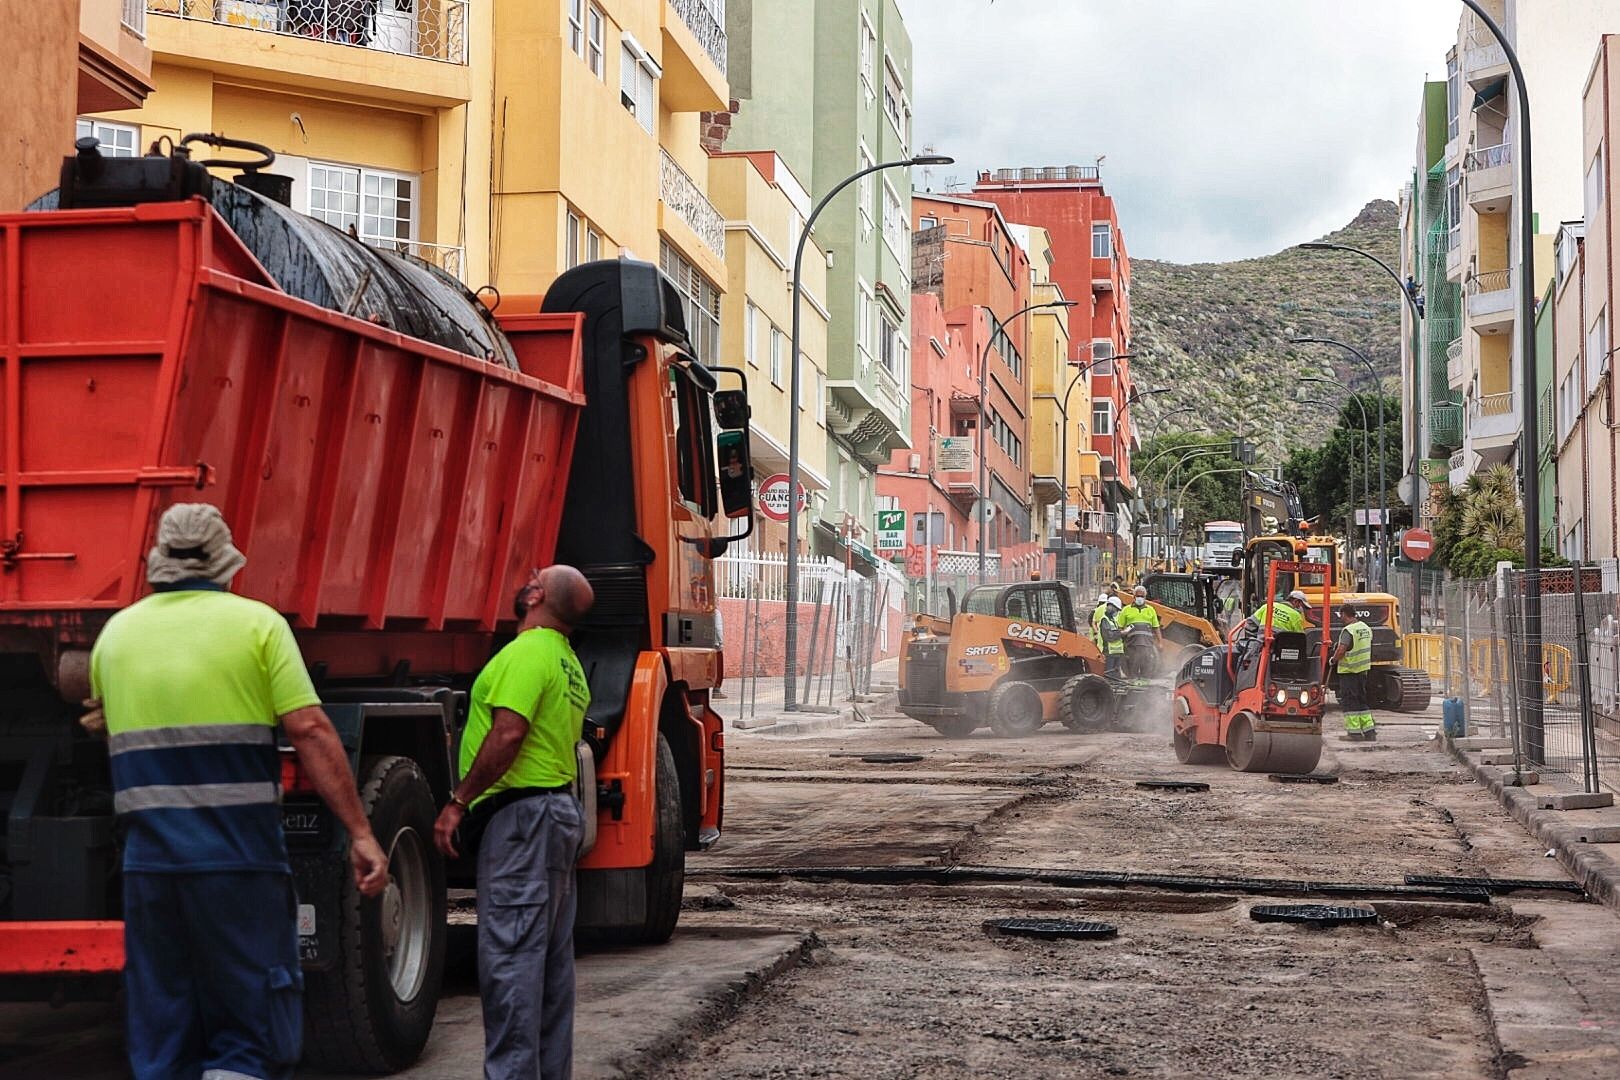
[477,792,585,1080]
[123,871,303,1080]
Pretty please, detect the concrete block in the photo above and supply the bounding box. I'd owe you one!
[1575,825,1620,844]
[1538,792,1617,811]
[1478,752,1519,766]
[1505,771,1540,787]
[1453,736,1513,750]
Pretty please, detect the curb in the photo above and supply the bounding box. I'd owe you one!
[732,691,899,738]
[1443,736,1620,916]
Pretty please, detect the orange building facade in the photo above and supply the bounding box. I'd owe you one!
[972,167,1137,563]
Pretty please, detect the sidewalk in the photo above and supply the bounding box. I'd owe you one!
[716,657,900,736]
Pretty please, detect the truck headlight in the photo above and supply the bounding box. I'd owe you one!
[1299,690,1311,705]
[1275,689,1288,705]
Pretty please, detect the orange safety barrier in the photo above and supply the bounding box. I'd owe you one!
[0,921,124,974]
[1543,644,1573,704]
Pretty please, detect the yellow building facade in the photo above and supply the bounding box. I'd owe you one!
[709,151,830,553]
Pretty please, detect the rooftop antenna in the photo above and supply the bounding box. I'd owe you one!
[920,144,941,191]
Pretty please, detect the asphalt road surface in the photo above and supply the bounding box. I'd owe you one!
[6,702,1620,1078]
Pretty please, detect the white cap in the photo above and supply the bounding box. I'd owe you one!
[1107,596,1123,609]
[1288,589,1310,605]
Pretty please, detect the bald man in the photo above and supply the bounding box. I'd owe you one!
[435,566,594,1080]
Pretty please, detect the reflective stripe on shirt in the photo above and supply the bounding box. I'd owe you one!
[1339,621,1373,673]
[114,781,280,814]
[109,723,276,755]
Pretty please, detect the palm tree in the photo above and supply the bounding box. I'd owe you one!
[1457,464,1523,550]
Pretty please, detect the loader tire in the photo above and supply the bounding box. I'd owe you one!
[1062,674,1117,733]
[928,714,979,739]
[988,680,1045,738]
[303,755,446,1074]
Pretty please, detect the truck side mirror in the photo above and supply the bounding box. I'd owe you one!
[717,430,753,520]
[714,389,750,431]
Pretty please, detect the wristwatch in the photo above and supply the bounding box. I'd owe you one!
[449,794,471,812]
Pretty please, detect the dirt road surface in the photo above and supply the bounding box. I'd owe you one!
[6,703,1620,1078]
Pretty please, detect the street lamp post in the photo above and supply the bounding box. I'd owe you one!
[1297,240,1425,325]
[1116,387,1173,565]
[1163,447,1237,554]
[1293,336,1387,589]
[1303,376,1373,558]
[1458,0,1543,764]
[976,300,1079,585]
[1056,351,1135,581]
[784,153,953,711]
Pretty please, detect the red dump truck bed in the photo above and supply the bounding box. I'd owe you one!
[0,199,583,674]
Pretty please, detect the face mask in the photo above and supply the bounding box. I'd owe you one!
[1134,598,1145,607]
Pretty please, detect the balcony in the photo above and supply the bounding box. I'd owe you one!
[1449,448,1470,487]
[1467,269,1514,329]
[661,0,727,112]
[1464,25,1509,86]
[1430,402,1464,450]
[1446,337,1465,388]
[1466,143,1513,211]
[148,0,468,64]
[659,148,725,258]
[937,435,980,498]
[1469,390,1519,463]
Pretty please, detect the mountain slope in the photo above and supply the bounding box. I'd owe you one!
[1127,199,1403,458]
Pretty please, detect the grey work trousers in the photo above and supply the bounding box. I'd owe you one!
[476,791,585,1080]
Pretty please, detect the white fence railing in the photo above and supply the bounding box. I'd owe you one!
[122,0,147,35]
[148,0,469,65]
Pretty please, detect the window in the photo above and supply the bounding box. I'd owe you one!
[1446,166,1461,230]
[882,58,910,148]
[75,118,138,157]
[672,366,718,516]
[859,13,877,94]
[918,215,938,230]
[586,227,602,263]
[620,35,659,134]
[857,142,876,239]
[882,179,907,259]
[744,302,759,368]
[857,281,875,364]
[770,326,784,387]
[816,371,826,425]
[1446,51,1460,141]
[1092,398,1113,436]
[1559,369,1578,443]
[1587,307,1609,390]
[308,163,416,245]
[565,210,581,268]
[879,312,899,377]
[587,4,605,78]
[1091,339,1114,372]
[1557,228,1581,288]
[568,0,584,56]
[659,240,722,364]
[1028,587,1067,631]
[1092,222,1112,259]
[1586,144,1606,223]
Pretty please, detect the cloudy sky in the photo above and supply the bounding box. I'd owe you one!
[901,1,1460,264]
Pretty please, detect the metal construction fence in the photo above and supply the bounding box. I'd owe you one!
[1435,561,1620,795]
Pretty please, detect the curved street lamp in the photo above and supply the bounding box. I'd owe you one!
[1297,240,1425,324]
[1293,336,1387,589]
[784,152,954,710]
[977,299,1080,584]
[1303,376,1373,555]
[1055,351,1134,577]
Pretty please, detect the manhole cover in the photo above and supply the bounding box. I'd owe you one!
[1404,874,1584,895]
[857,753,924,764]
[984,918,1118,941]
[1250,904,1378,926]
[1136,779,1210,793]
[1268,773,1340,785]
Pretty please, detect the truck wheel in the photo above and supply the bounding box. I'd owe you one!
[1062,674,1116,733]
[304,755,446,1073]
[988,681,1044,738]
[928,715,979,738]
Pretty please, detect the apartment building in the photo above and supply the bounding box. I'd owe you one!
[709,150,832,554]
[971,166,1136,565]
[77,1,730,312]
[906,193,1035,566]
[724,0,915,569]
[6,1,153,210]
[1430,0,1605,490]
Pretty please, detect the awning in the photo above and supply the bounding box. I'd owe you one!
[1474,77,1507,110]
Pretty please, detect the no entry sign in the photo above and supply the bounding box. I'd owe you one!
[1401,528,1435,562]
[758,474,808,522]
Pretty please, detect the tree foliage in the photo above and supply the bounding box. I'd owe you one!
[1429,464,1566,576]
[1282,393,1405,536]
[1135,432,1245,539]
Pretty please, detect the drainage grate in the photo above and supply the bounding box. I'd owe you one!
[1136,780,1210,793]
[984,918,1118,941]
[1404,874,1585,895]
[1268,773,1340,785]
[1250,904,1378,926]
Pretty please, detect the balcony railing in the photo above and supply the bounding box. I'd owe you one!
[1466,143,1512,171]
[1450,448,1468,474]
[669,0,726,76]
[1540,385,1555,452]
[659,148,725,257]
[122,0,147,35]
[1469,269,1511,295]
[988,166,1102,183]
[368,238,465,281]
[1448,225,1462,252]
[1430,402,1464,448]
[147,0,469,65]
[1465,26,1507,72]
[1472,391,1515,419]
[1446,338,1465,386]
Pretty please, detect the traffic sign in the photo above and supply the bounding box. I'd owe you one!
[757,474,808,522]
[1401,528,1435,562]
[875,509,906,550]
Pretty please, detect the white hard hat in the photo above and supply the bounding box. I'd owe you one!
[1288,589,1310,605]
[1097,591,1110,604]
[1107,596,1123,609]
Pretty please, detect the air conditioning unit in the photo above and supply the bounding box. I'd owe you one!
[908,453,922,473]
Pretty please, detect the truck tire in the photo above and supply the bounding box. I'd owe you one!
[600,732,685,945]
[303,755,446,1074]
[988,680,1044,738]
[927,714,979,738]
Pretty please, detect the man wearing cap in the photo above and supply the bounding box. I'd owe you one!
[90,503,389,1080]
[1333,614,1376,741]
[1249,589,1311,635]
[433,565,595,1080]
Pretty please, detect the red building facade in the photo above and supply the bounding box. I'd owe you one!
[972,168,1137,560]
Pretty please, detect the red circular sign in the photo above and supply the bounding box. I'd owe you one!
[1401,528,1435,562]
[757,474,808,522]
